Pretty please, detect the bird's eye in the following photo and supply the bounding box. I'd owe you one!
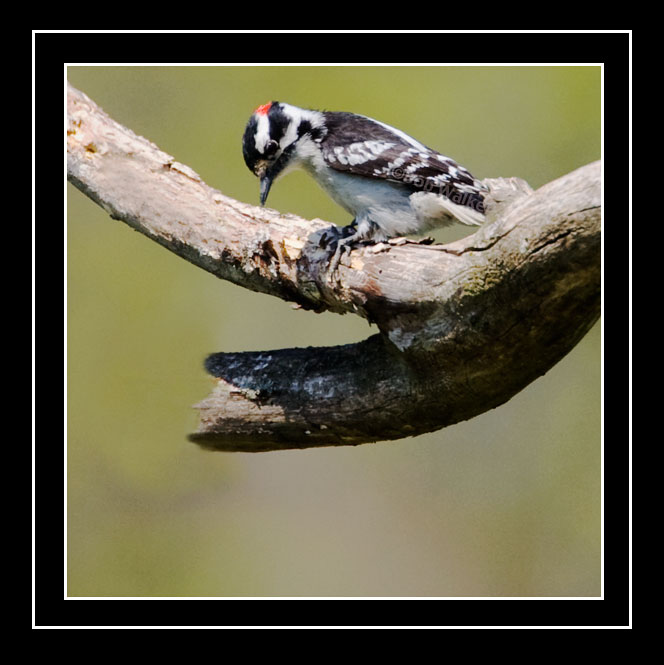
[264,139,279,157]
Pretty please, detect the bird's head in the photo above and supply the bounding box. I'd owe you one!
[242,101,323,206]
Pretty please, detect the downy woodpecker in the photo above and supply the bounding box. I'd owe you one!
[242,102,486,261]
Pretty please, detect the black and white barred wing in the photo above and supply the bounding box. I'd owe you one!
[320,112,486,225]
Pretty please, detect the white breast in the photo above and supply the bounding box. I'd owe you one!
[292,137,480,239]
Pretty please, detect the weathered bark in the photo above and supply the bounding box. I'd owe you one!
[67,83,601,452]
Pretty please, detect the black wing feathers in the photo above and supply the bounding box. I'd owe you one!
[319,111,485,213]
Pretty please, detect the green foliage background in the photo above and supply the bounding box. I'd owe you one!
[67,65,601,598]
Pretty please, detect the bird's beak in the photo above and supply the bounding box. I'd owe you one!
[259,174,272,206]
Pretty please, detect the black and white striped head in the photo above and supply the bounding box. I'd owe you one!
[242,101,325,205]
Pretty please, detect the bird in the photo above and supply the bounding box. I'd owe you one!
[242,101,486,264]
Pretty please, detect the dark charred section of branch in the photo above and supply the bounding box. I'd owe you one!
[191,335,415,452]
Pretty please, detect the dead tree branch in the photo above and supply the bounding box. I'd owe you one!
[67,83,601,452]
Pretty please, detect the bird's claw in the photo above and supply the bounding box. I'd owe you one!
[328,236,354,277]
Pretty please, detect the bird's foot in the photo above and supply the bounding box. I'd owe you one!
[328,235,356,276]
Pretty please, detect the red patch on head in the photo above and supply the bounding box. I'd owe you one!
[254,102,272,116]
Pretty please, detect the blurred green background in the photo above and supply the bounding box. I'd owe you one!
[67,65,601,598]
